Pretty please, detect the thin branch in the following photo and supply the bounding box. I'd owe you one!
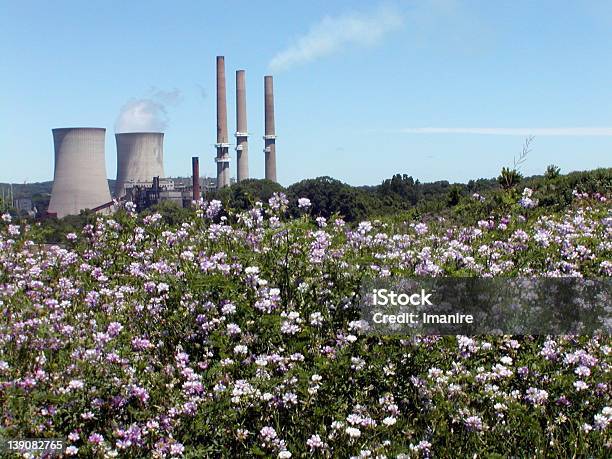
[513,136,534,171]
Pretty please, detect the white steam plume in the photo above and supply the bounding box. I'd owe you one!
[269,6,403,72]
[115,88,182,133]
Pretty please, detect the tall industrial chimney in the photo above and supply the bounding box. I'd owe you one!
[48,128,112,218]
[264,75,277,182]
[235,69,249,181]
[192,156,200,202]
[215,56,230,189]
[114,132,164,198]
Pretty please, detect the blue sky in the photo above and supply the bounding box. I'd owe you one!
[1,0,611,186]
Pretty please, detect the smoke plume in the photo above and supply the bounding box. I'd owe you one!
[115,88,182,133]
[269,6,403,72]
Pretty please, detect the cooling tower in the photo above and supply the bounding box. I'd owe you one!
[48,127,112,218]
[114,132,164,198]
[235,69,249,181]
[215,56,231,189]
[264,75,277,182]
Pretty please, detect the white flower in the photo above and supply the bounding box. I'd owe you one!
[310,312,323,326]
[414,223,428,235]
[68,379,84,391]
[170,442,185,455]
[213,383,226,392]
[464,415,484,431]
[331,421,344,430]
[574,380,588,391]
[260,426,278,441]
[307,434,325,451]
[594,414,609,430]
[574,366,591,377]
[234,345,248,355]
[345,426,361,438]
[222,303,236,315]
[382,416,397,426]
[297,197,311,209]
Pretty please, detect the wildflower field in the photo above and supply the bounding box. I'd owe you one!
[1,188,611,458]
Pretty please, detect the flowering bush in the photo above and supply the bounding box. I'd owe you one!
[519,187,539,209]
[0,191,610,457]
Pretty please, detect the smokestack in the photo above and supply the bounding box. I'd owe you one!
[48,128,112,218]
[215,56,230,189]
[115,132,164,198]
[192,156,200,202]
[235,70,249,181]
[264,75,277,182]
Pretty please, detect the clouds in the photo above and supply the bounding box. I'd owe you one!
[269,6,403,72]
[115,88,182,133]
[397,127,612,136]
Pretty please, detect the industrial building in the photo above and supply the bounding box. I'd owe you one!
[15,198,33,214]
[124,177,190,211]
[43,56,276,218]
[48,128,112,218]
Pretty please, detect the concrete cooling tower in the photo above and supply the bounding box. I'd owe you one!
[48,127,112,218]
[114,132,164,198]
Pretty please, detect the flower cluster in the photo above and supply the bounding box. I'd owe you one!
[0,192,610,457]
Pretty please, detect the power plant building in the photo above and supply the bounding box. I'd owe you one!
[48,127,112,218]
[46,58,277,219]
[115,132,165,198]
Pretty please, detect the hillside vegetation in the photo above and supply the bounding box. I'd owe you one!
[0,172,610,457]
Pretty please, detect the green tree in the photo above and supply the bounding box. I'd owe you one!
[287,176,375,221]
[215,179,285,211]
[498,136,533,189]
[545,164,561,180]
[497,167,523,189]
[447,185,463,207]
[144,200,192,226]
